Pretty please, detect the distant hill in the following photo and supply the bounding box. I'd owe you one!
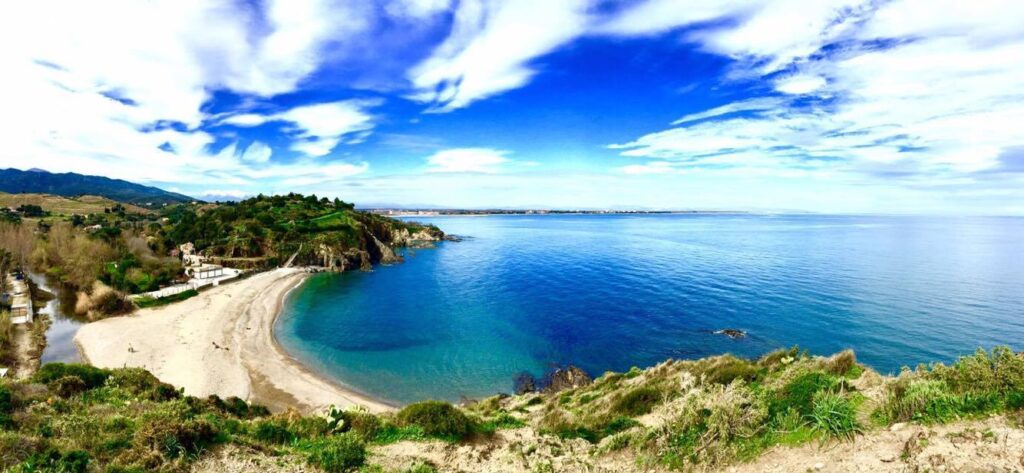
[0,168,197,206]
[0,192,152,215]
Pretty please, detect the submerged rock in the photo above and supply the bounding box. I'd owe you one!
[714,329,747,339]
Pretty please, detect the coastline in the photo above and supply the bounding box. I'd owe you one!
[74,267,393,414]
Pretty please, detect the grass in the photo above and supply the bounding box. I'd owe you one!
[2,347,1023,472]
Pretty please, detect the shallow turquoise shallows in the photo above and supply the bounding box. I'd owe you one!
[275,214,1024,405]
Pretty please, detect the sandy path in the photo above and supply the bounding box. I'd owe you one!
[74,268,392,414]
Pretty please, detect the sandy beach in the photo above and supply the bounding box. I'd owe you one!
[74,268,393,414]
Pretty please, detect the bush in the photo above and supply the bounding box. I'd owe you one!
[305,433,365,472]
[34,363,110,389]
[823,350,857,377]
[611,386,663,417]
[334,410,382,439]
[14,448,90,473]
[404,461,437,473]
[808,393,860,439]
[133,419,218,459]
[252,418,295,445]
[0,385,13,427]
[396,401,475,439]
[704,357,760,385]
[769,372,838,418]
[49,376,88,398]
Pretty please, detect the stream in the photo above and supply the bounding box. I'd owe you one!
[27,272,85,364]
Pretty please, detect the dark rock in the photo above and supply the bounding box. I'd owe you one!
[714,329,746,339]
[513,372,538,394]
[543,365,592,393]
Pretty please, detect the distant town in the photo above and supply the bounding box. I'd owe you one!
[368,209,748,217]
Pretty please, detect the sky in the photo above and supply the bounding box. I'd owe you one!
[2,1,1023,214]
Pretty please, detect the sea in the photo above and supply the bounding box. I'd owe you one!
[275,214,1024,405]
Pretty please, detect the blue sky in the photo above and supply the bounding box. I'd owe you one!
[2,1,1023,213]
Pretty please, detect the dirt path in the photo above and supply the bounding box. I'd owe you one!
[10,323,35,379]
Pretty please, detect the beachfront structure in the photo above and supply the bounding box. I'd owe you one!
[189,265,225,280]
[129,264,241,301]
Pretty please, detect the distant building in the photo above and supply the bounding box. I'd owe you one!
[189,265,225,280]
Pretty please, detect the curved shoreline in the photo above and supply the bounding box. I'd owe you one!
[266,273,398,411]
[75,268,393,414]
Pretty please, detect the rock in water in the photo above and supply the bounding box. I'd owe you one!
[513,372,538,394]
[714,329,747,339]
[543,366,592,393]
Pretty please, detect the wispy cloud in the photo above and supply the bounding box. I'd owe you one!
[426,148,511,173]
[224,99,381,157]
[408,0,591,112]
[609,0,1024,186]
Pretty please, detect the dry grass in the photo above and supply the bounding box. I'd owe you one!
[0,192,150,215]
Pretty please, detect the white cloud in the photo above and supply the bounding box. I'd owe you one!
[426,148,511,173]
[239,142,273,163]
[774,75,827,95]
[609,0,1024,186]
[408,0,591,111]
[225,100,381,157]
[0,0,375,192]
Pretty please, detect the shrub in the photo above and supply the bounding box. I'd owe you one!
[404,461,437,473]
[601,416,641,436]
[823,350,857,377]
[611,386,663,417]
[758,347,800,369]
[769,372,838,418]
[107,368,161,392]
[305,433,365,472]
[0,385,13,427]
[808,393,860,439]
[133,419,218,459]
[34,363,110,389]
[703,357,760,385]
[396,401,475,439]
[49,376,88,398]
[252,418,295,445]
[333,410,382,439]
[14,449,90,473]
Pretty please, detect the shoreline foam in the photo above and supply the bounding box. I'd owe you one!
[75,267,393,414]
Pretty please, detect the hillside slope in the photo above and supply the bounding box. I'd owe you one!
[0,168,195,206]
[0,192,151,215]
[163,193,444,270]
[1,347,1022,472]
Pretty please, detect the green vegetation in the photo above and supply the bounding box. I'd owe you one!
[1,347,1022,472]
[165,194,440,267]
[877,346,1024,424]
[133,289,199,309]
[1,191,440,320]
[395,401,476,440]
[0,168,194,206]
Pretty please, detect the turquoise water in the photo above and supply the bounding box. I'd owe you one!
[276,214,1024,405]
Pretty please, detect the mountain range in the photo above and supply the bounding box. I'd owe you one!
[0,168,196,206]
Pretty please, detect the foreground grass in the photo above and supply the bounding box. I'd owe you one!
[1,347,1022,472]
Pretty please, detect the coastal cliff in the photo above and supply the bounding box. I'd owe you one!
[166,193,444,271]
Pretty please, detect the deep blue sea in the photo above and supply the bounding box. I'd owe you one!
[276,214,1024,405]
